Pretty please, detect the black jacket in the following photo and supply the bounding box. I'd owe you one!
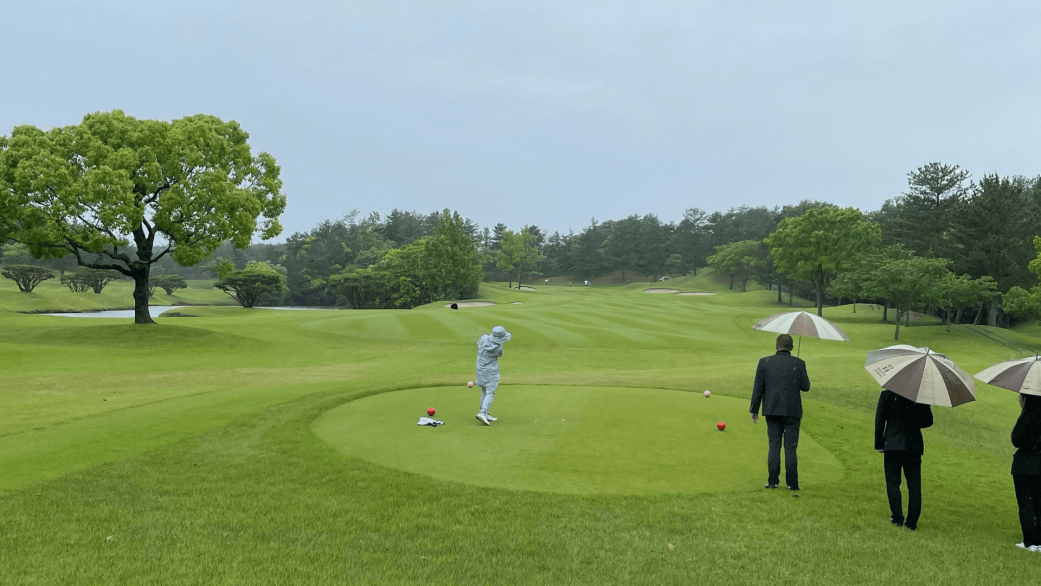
[750,350,811,419]
[874,390,933,454]
[1011,406,1041,476]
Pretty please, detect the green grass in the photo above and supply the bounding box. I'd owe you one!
[0,273,1038,584]
[314,385,843,495]
[0,276,234,314]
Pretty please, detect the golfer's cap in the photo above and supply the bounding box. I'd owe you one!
[491,326,511,342]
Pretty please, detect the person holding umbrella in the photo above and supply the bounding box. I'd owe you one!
[874,390,933,530]
[865,345,976,531]
[974,355,1041,550]
[750,333,811,490]
[1011,393,1041,551]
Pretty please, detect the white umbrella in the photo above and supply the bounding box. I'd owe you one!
[752,311,850,355]
[864,345,976,407]
[974,354,1041,397]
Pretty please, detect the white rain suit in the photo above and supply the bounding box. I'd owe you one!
[476,326,511,414]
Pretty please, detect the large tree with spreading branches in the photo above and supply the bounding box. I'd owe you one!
[767,206,881,316]
[0,110,286,323]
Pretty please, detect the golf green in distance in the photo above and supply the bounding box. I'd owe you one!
[312,385,843,495]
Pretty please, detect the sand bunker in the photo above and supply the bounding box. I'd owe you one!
[674,292,715,296]
[518,286,536,291]
[445,302,495,308]
[509,301,523,304]
[644,288,679,293]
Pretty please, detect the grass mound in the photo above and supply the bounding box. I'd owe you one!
[314,385,842,494]
[2,322,258,349]
[0,277,233,313]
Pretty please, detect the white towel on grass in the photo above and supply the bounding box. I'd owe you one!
[417,417,444,426]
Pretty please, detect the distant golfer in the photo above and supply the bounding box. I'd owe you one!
[475,325,511,426]
[875,389,933,531]
[750,333,811,490]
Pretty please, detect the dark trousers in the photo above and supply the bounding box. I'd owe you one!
[1013,474,1041,547]
[765,416,800,487]
[884,451,922,529]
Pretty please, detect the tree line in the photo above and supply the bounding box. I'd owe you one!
[702,164,1041,338]
[2,111,1040,328]
[202,160,1041,335]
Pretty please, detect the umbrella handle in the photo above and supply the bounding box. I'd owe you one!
[798,335,802,357]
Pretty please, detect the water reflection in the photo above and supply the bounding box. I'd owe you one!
[42,306,331,318]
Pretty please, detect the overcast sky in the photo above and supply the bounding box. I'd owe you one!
[2,1,1039,238]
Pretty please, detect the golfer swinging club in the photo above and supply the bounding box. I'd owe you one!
[475,325,511,425]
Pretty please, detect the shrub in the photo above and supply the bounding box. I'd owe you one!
[216,262,287,308]
[152,275,188,295]
[60,273,92,293]
[1,265,54,293]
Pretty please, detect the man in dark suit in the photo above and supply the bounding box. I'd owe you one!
[750,334,811,490]
[874,389,933,530]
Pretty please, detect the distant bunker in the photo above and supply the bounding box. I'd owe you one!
[445,302,495,308]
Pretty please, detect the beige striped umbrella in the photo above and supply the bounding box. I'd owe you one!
[864,345,976,407]
[753,311,851,341]
[752,311,850,355]
[974,355,1041,397]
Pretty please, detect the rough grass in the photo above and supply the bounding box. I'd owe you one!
[0,274,1039,584]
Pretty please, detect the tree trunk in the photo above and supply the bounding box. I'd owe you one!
[508,271,513,288]
[777,283,782,304]
[988,297,1000,327]
[853,297,857,314]
[883,302,888,322]
[973,305,983,325]
[894,310,901,340]
[945,308,951,333]
[905,309,911,327]
[729,275,734,290]
[518,270,523,289]
[815,265,824,316]
[132,269,154,324]
[741,278,748,291]
[955,307,963,324]
[788,288,793,306]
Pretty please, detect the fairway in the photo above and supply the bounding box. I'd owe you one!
[315,385,843,494]
[3,272,1041,584]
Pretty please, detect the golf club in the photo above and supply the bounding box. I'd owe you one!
[449,302,483,333]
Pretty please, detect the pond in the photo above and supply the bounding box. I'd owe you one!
[41,306,332,318]
[42,306,180,319]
